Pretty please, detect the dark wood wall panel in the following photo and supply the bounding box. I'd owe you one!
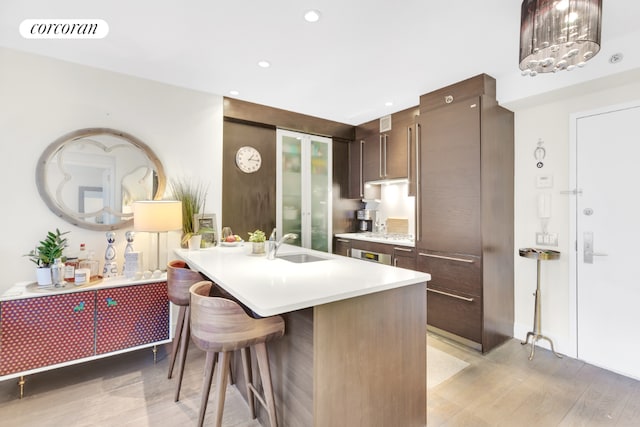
[222,120,276,239]
[224,98,355,140]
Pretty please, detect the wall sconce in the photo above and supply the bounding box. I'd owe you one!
[519,0,602,76]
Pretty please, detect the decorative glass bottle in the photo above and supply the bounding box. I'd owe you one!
[103,232,118,278]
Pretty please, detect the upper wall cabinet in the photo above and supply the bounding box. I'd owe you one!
[351,107,419,195]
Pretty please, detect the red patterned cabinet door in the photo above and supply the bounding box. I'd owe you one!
[0,291,96,376]
[95,282,169,354]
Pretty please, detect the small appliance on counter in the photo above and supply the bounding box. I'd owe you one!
[356,209,378,232]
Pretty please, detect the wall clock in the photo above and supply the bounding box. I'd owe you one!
[235,145,262,173]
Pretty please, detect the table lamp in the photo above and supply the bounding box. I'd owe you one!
[133,200,182,271]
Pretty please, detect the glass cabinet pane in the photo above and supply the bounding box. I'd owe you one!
[281,134,302,247]
[310,138,329,252]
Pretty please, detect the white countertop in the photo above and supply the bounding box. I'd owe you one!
[1,273,168,301]
[335,232,415,247]
[175,244,429,317]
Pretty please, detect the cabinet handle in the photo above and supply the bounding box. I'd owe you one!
[393,257,398,267]
[427,287,474,302]
[359,140,364,197]
[415,123,421,241]
[384,134,388,177]
[418,252,475,263]
[407,126,411,179]
[336,238,350,243]
[379,134,383,177]
[393,247,412,252]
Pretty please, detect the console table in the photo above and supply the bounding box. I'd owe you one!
[0,276,171,397]
[519,248,562,360]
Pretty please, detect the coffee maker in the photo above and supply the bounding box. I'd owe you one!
[356,209,378,232]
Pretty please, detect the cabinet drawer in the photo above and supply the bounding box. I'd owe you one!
[416,250,481,297]
[393,246,416,270]
[426,288,482,344]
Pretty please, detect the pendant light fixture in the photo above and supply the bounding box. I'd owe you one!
[519,0,602,76]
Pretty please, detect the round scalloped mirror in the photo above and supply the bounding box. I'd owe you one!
[36,128,166,231]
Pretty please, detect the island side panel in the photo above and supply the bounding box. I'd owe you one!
[313,282,427,426]
[266,308,314,426]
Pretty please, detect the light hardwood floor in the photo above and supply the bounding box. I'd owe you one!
[428,334,640,427]
[1,334,639,426]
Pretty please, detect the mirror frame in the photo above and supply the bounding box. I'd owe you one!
[36,127,166,231]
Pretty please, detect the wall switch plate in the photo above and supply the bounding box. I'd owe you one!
[536,232,558,246]
[536,174,553,188]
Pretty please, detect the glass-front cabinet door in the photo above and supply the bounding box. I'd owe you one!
[276,129,332,252]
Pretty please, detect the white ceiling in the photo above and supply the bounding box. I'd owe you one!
[1,0,638,125]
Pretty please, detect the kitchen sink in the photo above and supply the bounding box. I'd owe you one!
[277,253,330,263]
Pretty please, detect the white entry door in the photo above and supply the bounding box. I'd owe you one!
[575,102,640,380]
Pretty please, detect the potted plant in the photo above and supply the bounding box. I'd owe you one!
[24,228,69,285]
[169,177,209,248]
[247,229,266,254]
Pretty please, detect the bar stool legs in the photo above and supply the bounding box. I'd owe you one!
[168,305,186,379]
[174,305,191,401]
[254,342,278,427]
[196,346,278,427]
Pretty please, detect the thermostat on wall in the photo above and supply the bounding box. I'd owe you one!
[536,174,553,189]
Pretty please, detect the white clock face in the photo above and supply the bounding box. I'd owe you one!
[235,146,262,173]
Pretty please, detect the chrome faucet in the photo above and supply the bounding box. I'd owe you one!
[267,232,298,260]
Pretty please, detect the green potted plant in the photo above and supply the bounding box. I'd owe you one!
[24,228,69,285]
[169,177,209,248]
[247,229,266,254]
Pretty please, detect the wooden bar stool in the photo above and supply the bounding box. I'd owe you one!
[166,259,204,401]
[189,281,285,427]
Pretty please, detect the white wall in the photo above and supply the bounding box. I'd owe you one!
[508,68,640,357]
[0,47,223,292]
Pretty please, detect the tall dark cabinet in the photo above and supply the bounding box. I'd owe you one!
[415,74,514,353]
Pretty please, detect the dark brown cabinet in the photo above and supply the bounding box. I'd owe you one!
[415,74,514,353]
[354,107,418,186]
[333,237,352,257]
[392,246,416,270]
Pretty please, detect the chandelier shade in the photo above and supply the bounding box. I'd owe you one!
[519,0,602,76]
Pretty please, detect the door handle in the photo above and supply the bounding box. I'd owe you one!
[584,231,608,264]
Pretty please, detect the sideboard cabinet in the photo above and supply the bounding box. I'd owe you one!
[0,278,170,395]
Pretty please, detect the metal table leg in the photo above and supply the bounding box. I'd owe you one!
[521,258,563,360]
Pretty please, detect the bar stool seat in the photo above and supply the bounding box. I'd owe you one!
[190,280,285,427]
[166,259,204,401]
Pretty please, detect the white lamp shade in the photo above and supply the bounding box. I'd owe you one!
[133,201,182,232]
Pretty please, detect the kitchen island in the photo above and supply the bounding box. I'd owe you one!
[176,244,430,426]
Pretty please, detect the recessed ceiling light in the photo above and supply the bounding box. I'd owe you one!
[229,90,239,96]
[257,60,271,68]
[304,9,321,23]
[385,101,394,107]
